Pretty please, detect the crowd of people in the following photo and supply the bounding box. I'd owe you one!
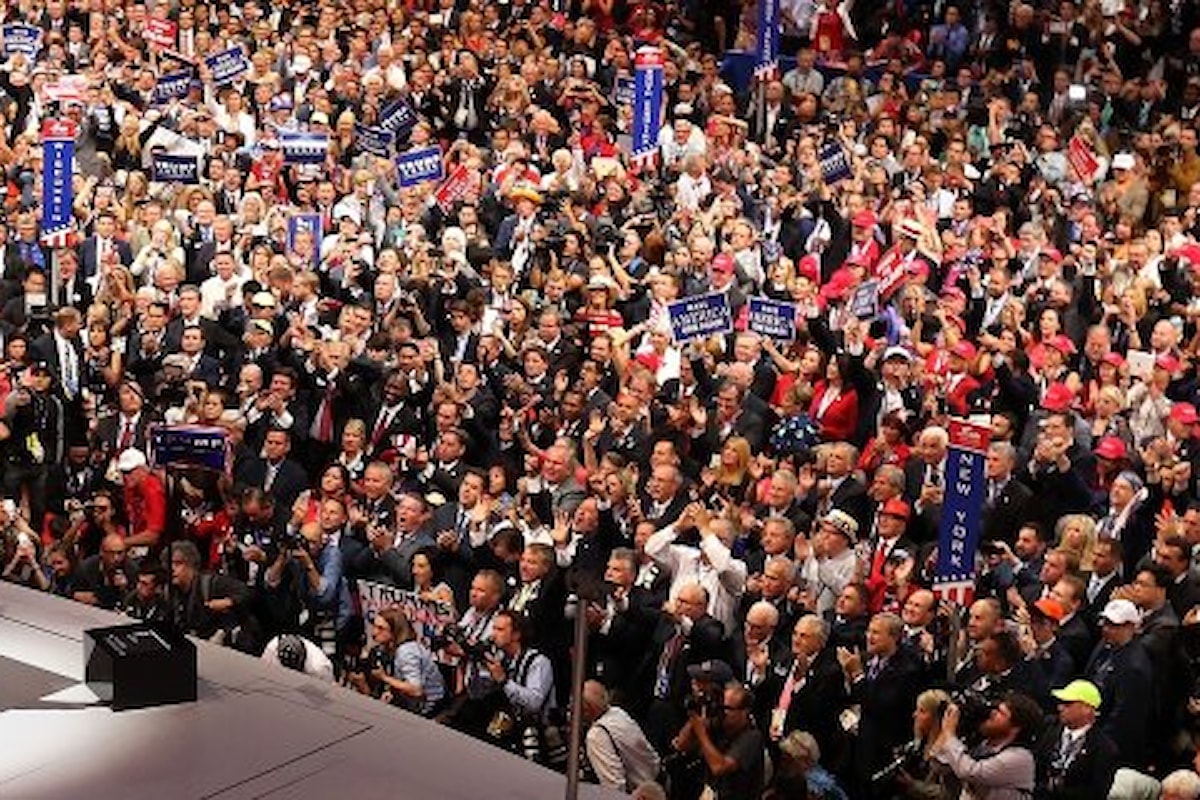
[5,0,1200,797]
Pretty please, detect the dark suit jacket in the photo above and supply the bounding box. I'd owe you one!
[235,457,308,509]
[1056,614,1094,672]
[847,646,926,780]
[31,331,84,397]
[77,235,132,279]
[981,477,1034,546]
[773,647,846,761]
[589,585,656,704]
[91,411,156,458]
[827,475,872,536]
[1085,639,1154,767]
[1037,721,1120,799]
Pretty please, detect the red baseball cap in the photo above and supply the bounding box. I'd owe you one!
[1156,353,1182,374]
[797,254,820,283]
[1039,247,1064,264]
[1042,383,1074,411]
[819,270,855,301]
[1033,597,1067,622]
[1046,335,1077,356]
[880,498,911,521]
[852,209,877,228]
[950,341,976,361]
[1094,436,1128,461]
[1170,403,1199,426]
[711,253,735,274]
[1101,351,1125,368]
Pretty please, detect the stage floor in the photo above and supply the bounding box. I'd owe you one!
[0,584,618,800]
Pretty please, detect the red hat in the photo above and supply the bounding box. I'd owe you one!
[1101,351,1125,368]
[1170,402,1199,425]
[1042,383,1074,411]
[950,341,976,361]
[1039,247,1064,264]
[852,209,877,228]
[1155,352,1182,373]
[819,270,855,301]
[940,285,966,301]
[797,254,820,283]
[1094,436,1128,461]
[635,352,662,373]
[1033,597,1067,622]
[880,498,911,521]
[908,260,930,282]
[1046,335,1077,356]
[711,253,735,274]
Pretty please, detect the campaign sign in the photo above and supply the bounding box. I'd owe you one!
[280,131,330,165]
[150,425,229,473]
[205,47,250,86]
[932,419,989,606]
[819,143,853,184]
[668,293,733,343]
[631,47,664,162]
[850,279,879,319]
[747,296,797,341]
[755,0,781,76]
[3,23,42,56]
[613,76,635,108]
[151,153,200,184]
[395,146,444,187]
[435,164,473,211]
[354,123,394,157]
[357,580,457,664]
[41,119,77,246]
[287,214,324,268]
[144,18,177,50]
[379,98,418,138]
[153,70,194,105]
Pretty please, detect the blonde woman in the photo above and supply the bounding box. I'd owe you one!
[699,436,753,506]
[1056,515,1098,572]
[895,689,960,799]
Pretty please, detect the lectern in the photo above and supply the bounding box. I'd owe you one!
[84,622,197,710]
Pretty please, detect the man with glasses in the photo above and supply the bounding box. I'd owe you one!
[74,532,133,610]
[670,679,765,800]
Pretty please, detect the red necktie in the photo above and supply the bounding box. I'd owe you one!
[119,419,134,451]
[316,385,335,442]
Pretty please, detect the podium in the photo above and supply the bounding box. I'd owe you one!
[84,622,197,710]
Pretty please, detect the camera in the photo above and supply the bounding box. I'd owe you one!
[684,685,724,721]
[437,623,500,663]
[871,738,922,785]
[279,528,307,551]
[950,687,996,741]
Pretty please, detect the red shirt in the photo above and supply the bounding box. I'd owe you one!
[125,473,167,546]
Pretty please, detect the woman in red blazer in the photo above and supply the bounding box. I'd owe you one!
[809,354,859,443]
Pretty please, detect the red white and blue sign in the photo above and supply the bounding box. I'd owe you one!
[205,47,250,87]
[631,47,664,163]
[932,419,990,605]
[668,293,732,343]
[755,0,781,77]
[40,119,77,248]
[748,296,797,341]
[395,146,444,187]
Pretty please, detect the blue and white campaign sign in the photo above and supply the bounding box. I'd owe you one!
[755,0,781,77]
[668,293,733,343]
[151,153,200,184]
[40,119,77,247]
[379,98,418,138]
[205,47,250,86]
[933,420,990,606]
[850,279,879,319]
[613,76,635,108]
[819,143,853,184]
[152,70,193,105]
[3,23,42,56]
[287,213,323,268]
[354,123,394,157]
[280,131,330,165]
[748,297,797,341]
[151,425,229,473]
[631,48,664,162]
[395,146,444,187]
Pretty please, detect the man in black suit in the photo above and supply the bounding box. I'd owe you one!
[1050,575,1095,671]
[640,582,726,752]
[763,615,846,761]
[1156,535,1200,618]
[234,428,308,510]
[903,426,951,543]
[31,305,84,405]
[169,325,223,389]
[587,548,656,707]
[532,307,580,378]
[811,441,872,536]
[1085,599,1154,768]
[362,369,425,460]
[981,441,1033,546]
[838,612,925,797]
[1038,680,1120,798]
[704,381,765,453]
[76,210,132,280]
[638,463,690,529]
[1083,538,1122,627]
[52,250,92,312]
[747,78,797,155]
[91,381,156,461]
[437,299,481,370]
[163,285,242,362]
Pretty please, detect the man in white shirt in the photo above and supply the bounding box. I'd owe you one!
[645,504,747,632]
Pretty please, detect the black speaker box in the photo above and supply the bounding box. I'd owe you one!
[84,623,197,710]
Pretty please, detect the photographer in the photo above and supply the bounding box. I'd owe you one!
[348,607,446,716]
[262,518,350,646]
[928,691,1041,800]
[671,680,765,800]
